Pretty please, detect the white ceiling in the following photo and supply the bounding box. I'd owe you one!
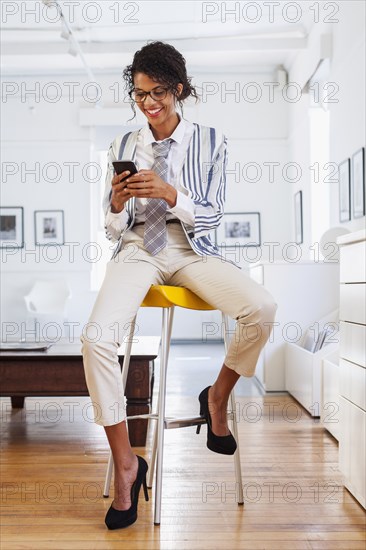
[1,0,316,75]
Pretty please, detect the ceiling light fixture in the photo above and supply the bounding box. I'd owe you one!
[41,0,99,92]
[60,20,70,41]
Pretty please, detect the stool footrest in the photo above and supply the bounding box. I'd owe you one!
[164,411,234,429]
[126,412,206,428]
[126,411,234,428]
[165,416,206,429]
[127,412,234,430]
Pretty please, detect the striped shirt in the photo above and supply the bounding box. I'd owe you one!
[105,116,195,231]
[103,120,238,267]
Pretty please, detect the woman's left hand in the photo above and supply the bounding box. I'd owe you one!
[125,170,177,207]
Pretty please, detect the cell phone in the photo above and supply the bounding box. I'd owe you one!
[112,160,138,181]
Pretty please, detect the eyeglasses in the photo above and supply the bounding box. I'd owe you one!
[131,86,169,103]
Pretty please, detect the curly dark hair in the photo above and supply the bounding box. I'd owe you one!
[123,41,199,118]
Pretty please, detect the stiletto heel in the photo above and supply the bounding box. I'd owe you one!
[198,386,237,455]
[105,455,149,530]
[142,476,149,502]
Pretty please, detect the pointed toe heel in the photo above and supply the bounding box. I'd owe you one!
[198,386,237,456]
[105,455,149,530]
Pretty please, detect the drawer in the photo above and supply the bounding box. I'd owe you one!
[322,357,340,440]
[340,241,366,283]
[340,284,366,324]
[340,321,366,367]
[339,396,366,508]
[339,358,366,410]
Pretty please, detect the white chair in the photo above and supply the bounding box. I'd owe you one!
[103,284,244,525]
[24,279,71,338]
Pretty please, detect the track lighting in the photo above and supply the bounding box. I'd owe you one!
[67,41,78,57]
[42,0,100,104]
[60,20,70,41]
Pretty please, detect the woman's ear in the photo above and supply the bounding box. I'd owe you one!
[176,83,184,98]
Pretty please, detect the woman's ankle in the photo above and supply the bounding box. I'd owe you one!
[114,453,137,475]
[209,383,228,408]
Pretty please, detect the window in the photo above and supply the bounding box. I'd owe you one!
[309,106,330,245]
[308,59,331,247]
[90,124,141,290]
[90,149,114,291]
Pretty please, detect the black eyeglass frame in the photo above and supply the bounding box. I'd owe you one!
[129,86,172,103]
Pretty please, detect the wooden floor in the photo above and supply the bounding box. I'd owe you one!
[1,345,365,549]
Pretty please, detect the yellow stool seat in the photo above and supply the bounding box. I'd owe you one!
[141,285,214,310]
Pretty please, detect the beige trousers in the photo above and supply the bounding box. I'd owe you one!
[81,224,277,426]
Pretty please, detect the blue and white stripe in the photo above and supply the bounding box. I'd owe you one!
[104,123,237,267]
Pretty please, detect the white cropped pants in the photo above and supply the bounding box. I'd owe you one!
[80,224,277,426]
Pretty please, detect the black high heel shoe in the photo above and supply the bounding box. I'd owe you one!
[197,386,237,455]
[105,455,149,530]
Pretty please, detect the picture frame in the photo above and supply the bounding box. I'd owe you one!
[294,191,303,245]
[0,207,24,248]
[352,147,365,218]
[216,212,261,247]
[339,158,351,222]
[34,210,65,245]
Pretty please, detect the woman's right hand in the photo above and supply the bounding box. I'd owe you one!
[110,171,132,213]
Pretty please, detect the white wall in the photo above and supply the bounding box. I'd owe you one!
[0,69,291,340]
[1,82,96,340]
[328,1,366,230]
[288,0,366,256]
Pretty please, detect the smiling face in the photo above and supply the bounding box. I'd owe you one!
[133,72,183,137]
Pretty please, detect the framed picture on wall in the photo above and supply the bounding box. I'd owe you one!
[0,206,24,248]
[34,210,65,245]
[294,190,303,244]
[216,212,261,247]
[352,147,365,218]
[339,158,351,222]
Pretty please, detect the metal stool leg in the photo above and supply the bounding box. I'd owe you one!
[103,452,114,498]
[103,316,137,498]
[147,306,175,489]
[222,313,244,505]
[153,307,174,525]
[229,389,244,504]
[147,405,158,488]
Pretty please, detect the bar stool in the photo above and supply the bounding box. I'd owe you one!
[103,285,244,525]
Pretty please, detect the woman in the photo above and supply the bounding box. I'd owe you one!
[81,41,277,530]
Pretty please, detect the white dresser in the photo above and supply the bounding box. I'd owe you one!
[338,229,366,509]
[250,261,339,391]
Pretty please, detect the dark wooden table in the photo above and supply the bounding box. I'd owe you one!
[0,337,160,447]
